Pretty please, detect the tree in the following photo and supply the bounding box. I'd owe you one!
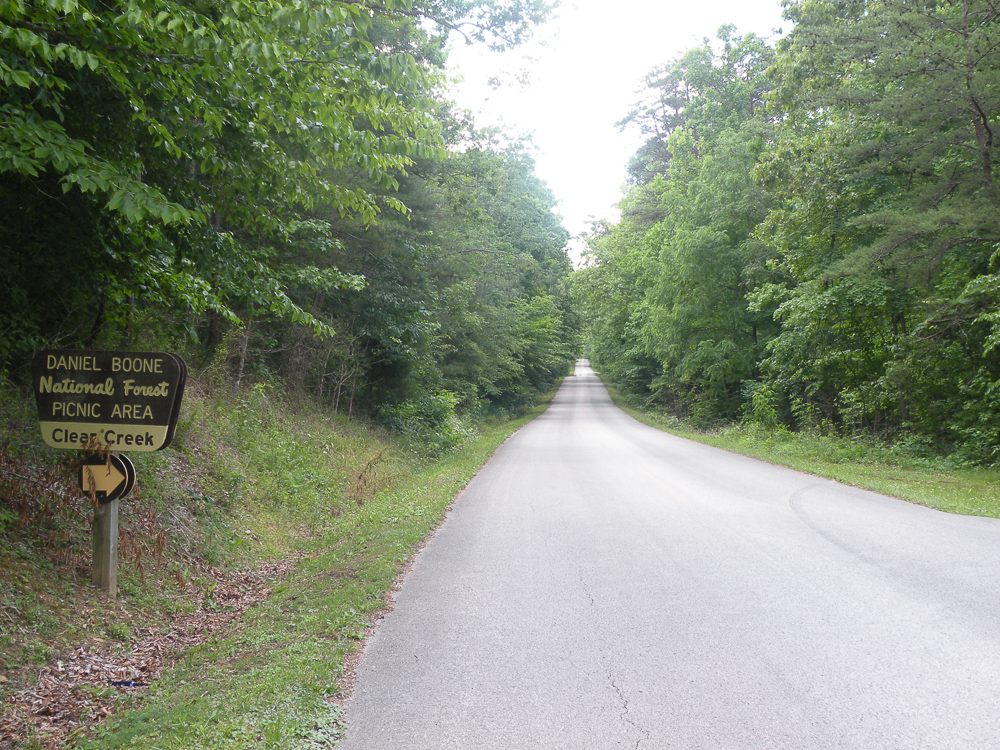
[760,0,1000,450]
[0,0,552,372]
[583,29,780,422]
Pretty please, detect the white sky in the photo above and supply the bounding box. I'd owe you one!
[447,0,788,254]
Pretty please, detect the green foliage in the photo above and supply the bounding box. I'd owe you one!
[741,380,782,428]
[0,0,452,359]
[298,129,577,426]
[378,389,472,455]
[0,0,574,445]
[581,6,1000,463]
[579,29,779,423]
[759,0,1000,451]
[0,0,560,349]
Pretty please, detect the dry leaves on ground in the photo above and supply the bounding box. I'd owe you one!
[0,558,298,750]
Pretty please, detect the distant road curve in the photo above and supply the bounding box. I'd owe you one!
[338,359,1000,749]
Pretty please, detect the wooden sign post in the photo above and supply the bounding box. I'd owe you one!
[32,350,186,597]
[92,499,119,594]
[80,452,136,592]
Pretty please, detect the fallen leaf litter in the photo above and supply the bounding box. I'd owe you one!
[0,559,297,749]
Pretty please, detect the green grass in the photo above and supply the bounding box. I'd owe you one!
[602,382,1000,519]
[69,389,554,750]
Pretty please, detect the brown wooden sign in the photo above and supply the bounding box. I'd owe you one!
[32,350,187,452]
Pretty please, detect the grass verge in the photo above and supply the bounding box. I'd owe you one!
[601,381,1000,519]
[1,375,557,749]
[78,421,533,749]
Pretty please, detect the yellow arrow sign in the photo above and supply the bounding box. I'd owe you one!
[81,461,125,495]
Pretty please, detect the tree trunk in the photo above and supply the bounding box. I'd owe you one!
[234,321,251,391]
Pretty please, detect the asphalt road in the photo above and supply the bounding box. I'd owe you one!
[338,360,1000,749]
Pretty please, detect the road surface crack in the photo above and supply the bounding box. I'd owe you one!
[577,568,596,607]
[608,671,649,749]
